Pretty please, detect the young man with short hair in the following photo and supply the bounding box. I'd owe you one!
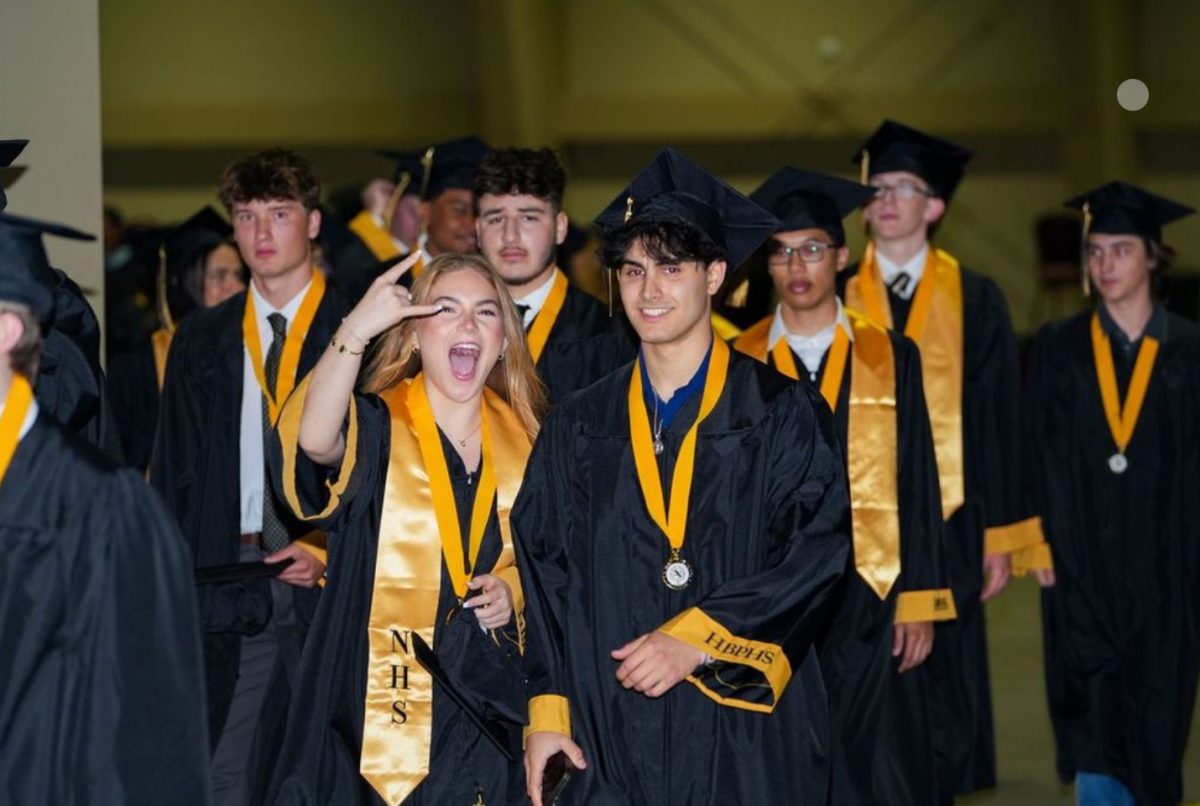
[0,210,207,805]
[844,120,1043,803]
[736,166,954,804]
[517,148,850,805]
[149,148,348,805]
[474,146,635,404]
[1026,182,1200,806]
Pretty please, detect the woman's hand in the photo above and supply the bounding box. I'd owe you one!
[341,252,440,345]
[464,574,513,629]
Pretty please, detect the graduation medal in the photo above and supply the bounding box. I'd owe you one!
[1090,311,1158,476]
[628,334,730,591]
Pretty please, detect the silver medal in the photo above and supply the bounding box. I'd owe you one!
[653,437,664,456]
[1108,452,1128,474]
[662,555,693,590]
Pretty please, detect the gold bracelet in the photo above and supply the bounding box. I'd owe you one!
[331,333,364,356]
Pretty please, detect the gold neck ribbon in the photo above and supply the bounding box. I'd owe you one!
[734,312,901,598]
[360,375,530,806]
[242,270,326,425]
[151,327,173,391]
[1090,311,1159,457]
[349,210,405,262]
[0,374,34,489]
[627,335,730,560]
[525,268,570,367]
[847,243,964,518]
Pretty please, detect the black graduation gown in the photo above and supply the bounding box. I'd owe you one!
[770,333,948,806]
[532,283,637,406]
[147,285,349,756]
[514,352,850,805]
[0,414,208,804]
[37,270,123,461]
[107,341,159,472]
[1027,310,1200,806]
[845,262,1032,796]
[265,396,523,805]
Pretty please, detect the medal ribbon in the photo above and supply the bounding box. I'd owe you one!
[360,375,529,805]
[525,268,570,367]
[0,374,34,489]
[242,270,326,424]
[1090,311,1158,456]
[628,335,730,556]
[847,243,964,518]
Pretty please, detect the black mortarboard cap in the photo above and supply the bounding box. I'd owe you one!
[375,147,426,197]
[0,211,94,321]
[594,147,780,271]
[386,136,489,201]
[0,139,30,212]
[749,167,876,246]
[853,120,973,201]
[1063,180,1193,244]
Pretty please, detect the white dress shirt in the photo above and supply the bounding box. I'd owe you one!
[239,279,312,533]
[512,268,559,329]
[875,243,929,301]
[768,298,855,380]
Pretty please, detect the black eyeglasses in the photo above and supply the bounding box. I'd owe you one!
[767,241,838,265]
[870,180,934,200]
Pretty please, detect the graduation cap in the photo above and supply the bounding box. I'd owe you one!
[853,120,973,201]
[0,139,30,212]
[375,147,426,198]
[1063,180,1194,245]
[382,136,489,202]
[594,147,780,271]
[0,211,95,322]
[157,206,235,329]
[749,167,877,246]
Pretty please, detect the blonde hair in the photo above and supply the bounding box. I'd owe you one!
[362,253,546,440]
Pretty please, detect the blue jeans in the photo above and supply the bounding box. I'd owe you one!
[1076,772,1135,806]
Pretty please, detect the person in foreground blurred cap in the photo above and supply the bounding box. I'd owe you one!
[736,166,954,805]
[518,147,850,805]
[844,120,1042,803]
[1024,182,1200,806]
[0,211,208,805]
[107,206,245,471]
[473,146,635,406]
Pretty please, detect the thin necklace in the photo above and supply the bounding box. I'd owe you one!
[652,395,665,455]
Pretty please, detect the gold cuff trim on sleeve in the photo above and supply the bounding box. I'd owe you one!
[984,516,1045,556]
[659,607,792,713]
[277,374,359,522]
[1012,541,1054,576]
[523,694,571,745]
[894,588,957,623]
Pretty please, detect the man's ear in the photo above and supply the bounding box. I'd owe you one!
[555,211,569,247]
[923,197,946,226]
[307,207,322,240]
[835,245,850,273]
[705,260,728,295]
[0,310,27,354]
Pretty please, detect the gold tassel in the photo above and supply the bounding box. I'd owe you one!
[418,146,435,200]
[606,264,614,318]
[623,194,634,224]
[860,148,870,186]
[156,243,175,334]
[381,170,412,230]
[1081,201,1092,297]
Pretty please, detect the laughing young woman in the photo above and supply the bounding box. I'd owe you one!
[265,251,544,806]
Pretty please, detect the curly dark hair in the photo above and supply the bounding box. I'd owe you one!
[599,216,726,270]
[218,148,321,212]
[473,147,566,212]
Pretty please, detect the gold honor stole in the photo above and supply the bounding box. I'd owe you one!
[733,312,956,622]
[242,271,326,425]
[526,269,570,367]
[0,374,34,488]
[846,244,964,520]
[358,376,530,806]
[151,327,173,390]
[349,210,405,262]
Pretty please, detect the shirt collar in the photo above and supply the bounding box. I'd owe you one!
[875,243,929,288]
[639,337,714,433]
[1097,301,1167,352]
[513,267,560,327]
[250,275,312,323]
[768,297,854,350]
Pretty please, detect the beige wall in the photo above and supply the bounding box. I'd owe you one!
[1,0,105,309]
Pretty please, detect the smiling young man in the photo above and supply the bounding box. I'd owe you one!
[148,148,349,806]
[474,147,635,404]
[515,148,850,805]
[1024,183,1200,806]
[735,167,954,805]
[843,120,1043,803]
